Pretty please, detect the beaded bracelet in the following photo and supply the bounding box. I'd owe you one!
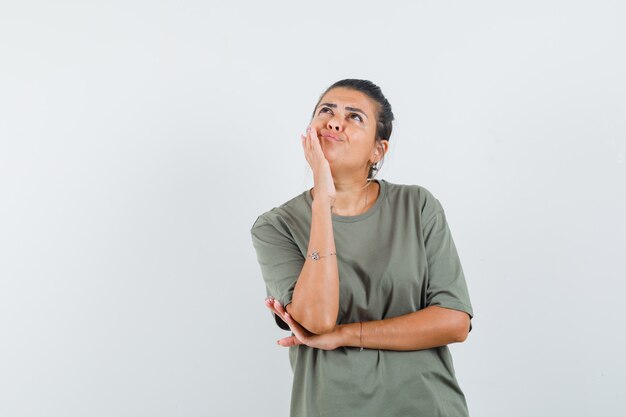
[308,250,336,261]
[360,322,364,351]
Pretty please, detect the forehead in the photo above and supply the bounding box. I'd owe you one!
[319,87,377,116]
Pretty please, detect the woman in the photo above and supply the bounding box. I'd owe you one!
[251,79,474,416]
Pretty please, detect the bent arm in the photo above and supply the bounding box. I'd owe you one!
[286,199,339,334]
[337,306,471,351]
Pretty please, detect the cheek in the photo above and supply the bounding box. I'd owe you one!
[309,119,325,131]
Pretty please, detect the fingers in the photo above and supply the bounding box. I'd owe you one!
[302,126,321,154]
[264,297,309,348]
[301,130,312,165]
[301,125,330,170]
[308,127,322,154]
[281,311,308,342]
[265,298,303,333]
[277,336,302,347]
[272,299,286,316]
[302,126,311,151]
[264,296,282,319]
[271,299,294,329]
[264,296,279,313]
[300,126,309,153]
[264,297,290,326]
[305,126,323,160]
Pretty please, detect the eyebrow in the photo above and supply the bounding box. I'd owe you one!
[317,102,369,120]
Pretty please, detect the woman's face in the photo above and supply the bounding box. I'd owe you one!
[310,87,383,177]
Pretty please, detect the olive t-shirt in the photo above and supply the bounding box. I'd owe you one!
[250,179,474,417]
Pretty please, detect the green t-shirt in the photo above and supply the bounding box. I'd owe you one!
[251,179,474,417]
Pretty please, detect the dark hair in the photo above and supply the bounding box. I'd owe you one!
[312,79,394,179]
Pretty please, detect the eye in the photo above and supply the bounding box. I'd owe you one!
[350,113,363,122]
[318,107,333,115]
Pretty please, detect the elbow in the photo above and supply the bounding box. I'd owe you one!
[455,329,469,343]
[288,303,338,335]
[453,316,471,343]
[294,312,337,335]
[301,316,337,335]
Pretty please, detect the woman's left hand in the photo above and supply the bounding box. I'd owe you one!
[264,297,344,351]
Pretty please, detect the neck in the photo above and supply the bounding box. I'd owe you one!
[329,176,378,216]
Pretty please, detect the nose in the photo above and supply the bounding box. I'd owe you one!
[327,115,343,132]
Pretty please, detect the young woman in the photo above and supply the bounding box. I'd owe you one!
[251,79,474,416]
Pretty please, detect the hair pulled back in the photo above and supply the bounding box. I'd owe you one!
[313,79,394,179]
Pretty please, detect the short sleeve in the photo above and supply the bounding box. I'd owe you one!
[250,214,305,331]
[423,204,474,332]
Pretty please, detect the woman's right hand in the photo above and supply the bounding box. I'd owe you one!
[302,126,336,207]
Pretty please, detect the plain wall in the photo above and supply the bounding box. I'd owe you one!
[1,1,625,416]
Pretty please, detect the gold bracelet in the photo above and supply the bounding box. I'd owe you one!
[308,250,336,261]
[360,322,364,351]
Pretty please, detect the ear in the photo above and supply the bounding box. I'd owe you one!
[372,140,389,162]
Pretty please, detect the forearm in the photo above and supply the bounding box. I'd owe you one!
[288,199,339,334]
[338,306,471,351]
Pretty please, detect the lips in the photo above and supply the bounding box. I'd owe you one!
[321,132,343,142]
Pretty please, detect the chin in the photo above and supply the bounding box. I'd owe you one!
[321,151,340,164]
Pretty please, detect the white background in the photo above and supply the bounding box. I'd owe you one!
[1,1,625,416]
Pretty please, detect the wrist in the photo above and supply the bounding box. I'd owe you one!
[337,323,360,348]
[312,198,333,212]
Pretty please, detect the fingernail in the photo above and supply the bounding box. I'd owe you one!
[306,126,311,133]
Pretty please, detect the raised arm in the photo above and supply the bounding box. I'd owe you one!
[286,127,339,334]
